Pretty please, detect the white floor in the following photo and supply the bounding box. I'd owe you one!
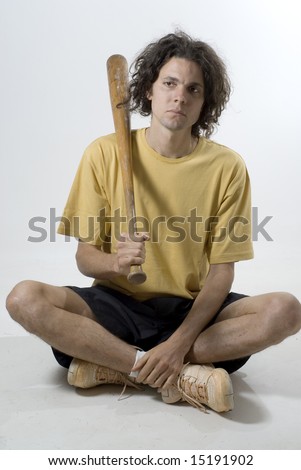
[1,333,301,450]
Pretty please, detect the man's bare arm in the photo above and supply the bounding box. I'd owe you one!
[75,234,148,280]
[170,262,234,350]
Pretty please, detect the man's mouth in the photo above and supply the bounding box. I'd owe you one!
[167,109,186,117]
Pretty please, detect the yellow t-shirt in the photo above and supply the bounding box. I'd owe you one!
[58,128,253,300]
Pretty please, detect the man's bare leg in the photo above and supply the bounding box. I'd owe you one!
[157,292,301,412]
[6,280,137,373]
[187,292,301,364]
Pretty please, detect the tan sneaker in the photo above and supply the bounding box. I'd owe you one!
[161,363,234,413]
[67,358,141,391]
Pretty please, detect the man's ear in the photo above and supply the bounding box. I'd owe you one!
[146,89,152,100]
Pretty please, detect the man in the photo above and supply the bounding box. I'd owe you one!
[6,31,301,413]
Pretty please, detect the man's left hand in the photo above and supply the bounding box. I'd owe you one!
[132,340,187,390]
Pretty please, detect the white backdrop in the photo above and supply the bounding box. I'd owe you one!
[1,0,300,336]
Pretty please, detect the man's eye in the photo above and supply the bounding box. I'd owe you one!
[164,81,175,87]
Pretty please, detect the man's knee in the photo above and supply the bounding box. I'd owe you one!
[6,280,46,334]
[267,292,301,339]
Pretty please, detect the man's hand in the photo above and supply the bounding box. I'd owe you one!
[132,340,187,390]
[114,232,149,277]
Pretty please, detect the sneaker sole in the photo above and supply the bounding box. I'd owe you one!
[208,368,234,412]
[67,359,81,387]
[67,359,93,388]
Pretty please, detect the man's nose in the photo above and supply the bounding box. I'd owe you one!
[173,86,187,103]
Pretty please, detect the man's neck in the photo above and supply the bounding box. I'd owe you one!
[145,126,197,158]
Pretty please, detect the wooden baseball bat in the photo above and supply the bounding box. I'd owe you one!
[106,54,147,285]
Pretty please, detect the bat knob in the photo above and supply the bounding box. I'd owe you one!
[127,266,147,285]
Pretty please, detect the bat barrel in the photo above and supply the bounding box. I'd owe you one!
[107,54,147,285]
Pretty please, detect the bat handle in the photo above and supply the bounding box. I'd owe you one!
[127,265,147,285]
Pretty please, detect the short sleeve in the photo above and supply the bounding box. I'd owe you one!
[57,145,110,246]
[206,159,254,264]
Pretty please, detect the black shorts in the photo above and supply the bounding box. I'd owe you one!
[52,285,250,374]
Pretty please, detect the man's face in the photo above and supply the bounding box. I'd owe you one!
[147,57,205,133]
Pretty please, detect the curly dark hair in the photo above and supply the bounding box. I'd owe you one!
[129,31,232,138]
